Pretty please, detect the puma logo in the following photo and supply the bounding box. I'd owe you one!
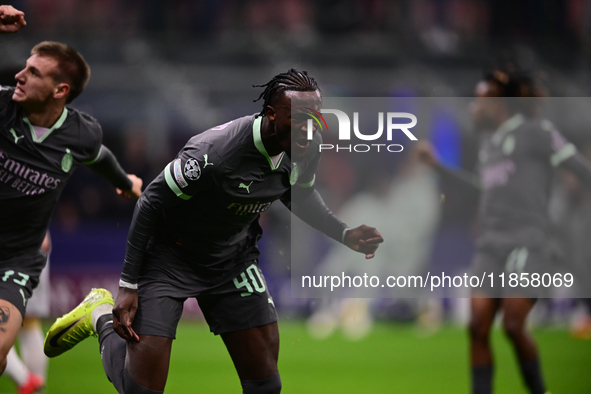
[9,128,23,144]
[20,289,26,307]
[239,181,253,193]
[203,154,213,168]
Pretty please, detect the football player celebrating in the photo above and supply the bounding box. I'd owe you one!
[416,68,591,394]
[44,69,383,394]
[0,4,141,378]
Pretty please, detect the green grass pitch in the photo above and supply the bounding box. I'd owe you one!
[0,319,589,393]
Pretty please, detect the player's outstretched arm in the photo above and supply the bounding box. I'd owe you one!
[413,140,440,168]
[544,127,591,189]
[87,145,143,198]
[112,287,140,342]
[289,187,384,258]
[414,139,481,193]
[117,174,143,199]
[343,225,384,259]
[0,5,25,34]
[289,187,349,242]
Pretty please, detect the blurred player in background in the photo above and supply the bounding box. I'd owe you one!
[44,69,383,394]
[416,68,591,394]
[0,4,142,384]
[4,233,50,394]
[0,62,47,394]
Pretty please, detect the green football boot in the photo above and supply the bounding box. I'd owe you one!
[43,288,114,358]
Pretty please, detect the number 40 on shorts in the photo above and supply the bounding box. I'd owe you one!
[233,264,266,297]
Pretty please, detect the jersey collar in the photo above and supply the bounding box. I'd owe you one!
[492,113,524,146]
[252,116,285,171]
[23,107,68,143]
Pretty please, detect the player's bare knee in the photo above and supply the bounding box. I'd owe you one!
[502,315,527,341]
[241,373,282,394]
[468,318,490,342]
[0,332,19,364]
[126,335,172,388]
[123,368,164,394]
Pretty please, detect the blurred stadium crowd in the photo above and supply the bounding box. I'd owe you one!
[1,0,591,335]
[4,0,589,44]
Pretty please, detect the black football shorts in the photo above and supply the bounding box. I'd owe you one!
[133,260,277,338]
[471,244,553,298]
[0,248,45,318]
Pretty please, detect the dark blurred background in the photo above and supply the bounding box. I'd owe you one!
[2,0,591,327]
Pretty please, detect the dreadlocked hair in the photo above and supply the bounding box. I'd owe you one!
[484,67,548,116]
[253,69,319,117]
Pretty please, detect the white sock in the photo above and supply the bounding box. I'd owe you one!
[91,303,113,332]
[4,347,28,386]
[18,327,47,380]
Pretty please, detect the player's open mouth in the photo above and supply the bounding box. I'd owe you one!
[14,86,24,95]
[295,140,310,149]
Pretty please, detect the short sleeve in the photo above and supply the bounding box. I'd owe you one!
[534,120,577,167]
[163,142,221,200]
[77,112,103,164]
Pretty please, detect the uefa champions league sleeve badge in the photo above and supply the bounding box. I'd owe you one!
[184,158,202,181]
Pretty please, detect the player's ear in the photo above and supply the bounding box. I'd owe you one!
[54,83,70,100]
[266,105,276,122]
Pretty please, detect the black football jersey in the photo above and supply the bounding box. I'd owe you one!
[476,114,583,249]
[121,114,321,284]
[0,86,102,258]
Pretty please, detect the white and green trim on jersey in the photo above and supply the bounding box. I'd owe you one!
[492,114,577,167]
[252,116,315,188]
[83,146,104,165]
[541,121,577,167]
[252,116,285,171]
[550,143,577,167]
[298,174,315,188]
[491,114,524,146]
[165,162,193,200]
[22,107,68,143]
